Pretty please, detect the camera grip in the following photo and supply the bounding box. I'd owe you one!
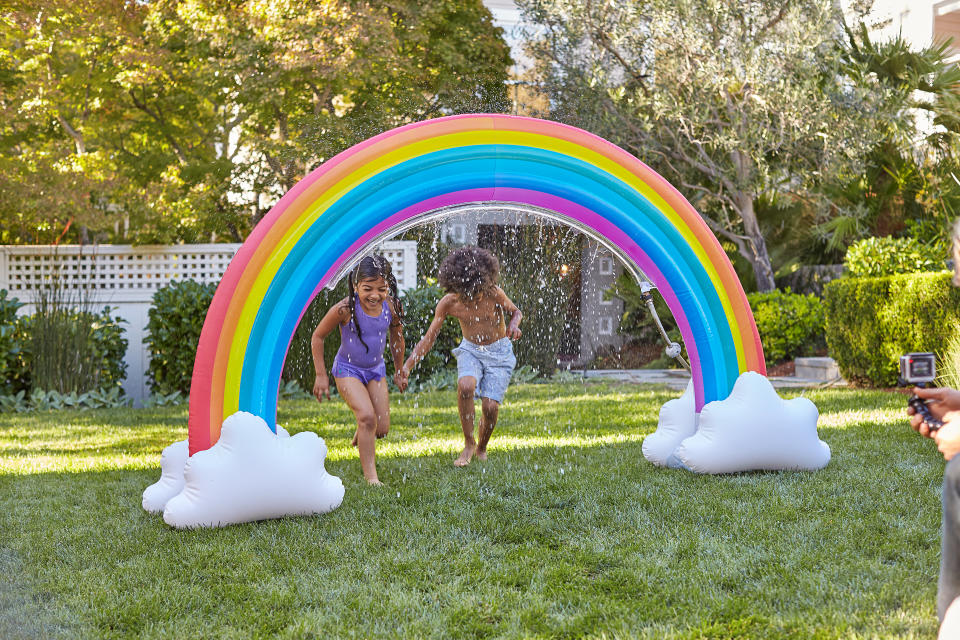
[909,395,944,431]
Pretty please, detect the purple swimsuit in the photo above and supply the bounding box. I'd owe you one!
[331,300,393,384]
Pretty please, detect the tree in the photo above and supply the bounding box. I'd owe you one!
[816,23,960,254]
[519,0,889,291]
[0,0,512,244]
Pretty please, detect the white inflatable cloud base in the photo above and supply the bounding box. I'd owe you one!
[643,372,830,474]
[143,412,344,528]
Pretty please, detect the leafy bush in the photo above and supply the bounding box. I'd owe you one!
[21,304,127,394]
[398,279,461,381]
[0,290,25,395]
[145,280,216,395]
[281,281,349,393]
[0,386,130,413]
[824,272,960,386]
[843,236,945,278]
[747,288,826,365]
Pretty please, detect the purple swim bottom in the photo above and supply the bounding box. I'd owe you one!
[331,356,386,385]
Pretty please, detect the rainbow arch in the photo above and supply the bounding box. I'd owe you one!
[187,114,765,455]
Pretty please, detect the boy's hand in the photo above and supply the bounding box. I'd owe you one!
[313,373,330,403]
[508,326,522,340]
[393,369,409,393]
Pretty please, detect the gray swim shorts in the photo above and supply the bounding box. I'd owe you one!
[451,337,517,403]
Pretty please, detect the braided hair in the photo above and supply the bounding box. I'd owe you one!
[346,254,405,353]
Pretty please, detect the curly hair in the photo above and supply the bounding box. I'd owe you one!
[438,246,500,300]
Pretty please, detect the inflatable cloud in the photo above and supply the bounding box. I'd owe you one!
[643,372,830,474]
[142,438,189,513]
[144,412,344,528]
[641,381,697,467]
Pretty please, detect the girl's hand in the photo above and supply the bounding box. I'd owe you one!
[313,373,330,403]
[508,326,522,340]
[393,369,409,393]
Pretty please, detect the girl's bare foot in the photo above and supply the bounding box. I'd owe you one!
[475,448,487,461]
[454,441,476,467]
[366,477,383,486]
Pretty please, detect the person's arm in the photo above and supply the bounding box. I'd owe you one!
[909,386,960,437]
[311,300,349,402]
[403,296,452,375]
[496,286,523,340]
[387,298,407,392]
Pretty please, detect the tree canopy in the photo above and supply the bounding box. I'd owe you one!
[519,0,914,291]
[0,0,512,244]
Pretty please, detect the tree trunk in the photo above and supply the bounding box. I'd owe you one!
[735,192,776,292]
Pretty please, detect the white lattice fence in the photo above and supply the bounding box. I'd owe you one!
[0,242,417,404]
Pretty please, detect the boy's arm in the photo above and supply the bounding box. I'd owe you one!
[496,287,523,340]
[311,300,348,401]
[403,296,452,374]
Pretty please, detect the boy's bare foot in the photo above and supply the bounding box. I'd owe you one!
[454,441,476,467]
[475,448,487,461]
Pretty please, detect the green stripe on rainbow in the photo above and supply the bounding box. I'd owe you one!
[187,115,765,455]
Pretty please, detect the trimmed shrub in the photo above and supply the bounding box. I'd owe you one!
[146,280,216,395]
[824,271,960,386]
[0,290,25,395]
[843,236,944,278]
[747,288,826,365]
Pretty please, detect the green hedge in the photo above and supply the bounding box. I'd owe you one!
[843,236,944,278]
[145,280,216,395]
[0,290,25,395]
[824,271,960,386]
[747,288,826,365]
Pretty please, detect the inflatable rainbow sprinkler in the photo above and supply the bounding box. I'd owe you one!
[144,114,829,529]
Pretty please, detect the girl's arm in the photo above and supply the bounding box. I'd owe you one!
[402,295,453,375]
[311,300,349,402]
[496,287,523,340]
[387,298,407,392]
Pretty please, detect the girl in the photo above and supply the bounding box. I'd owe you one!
[312,255,408,485]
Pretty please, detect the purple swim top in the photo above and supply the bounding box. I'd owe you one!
[334,299,392,369]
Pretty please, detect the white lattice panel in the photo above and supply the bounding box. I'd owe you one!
[0,244,241,303]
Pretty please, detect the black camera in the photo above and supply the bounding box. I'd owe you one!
[898,352,942,430]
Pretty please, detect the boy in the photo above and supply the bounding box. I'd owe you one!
[402,246,522,466]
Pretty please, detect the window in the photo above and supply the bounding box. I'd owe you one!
[444,223,466,244]
[598,256,614,275]
[598,317,614,335]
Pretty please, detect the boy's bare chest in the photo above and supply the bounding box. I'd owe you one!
[450,300,503,327]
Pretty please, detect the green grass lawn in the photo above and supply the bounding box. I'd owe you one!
[0,382,946,639]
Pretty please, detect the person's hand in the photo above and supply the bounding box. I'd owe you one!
[909,387,960,436]
[508,326,522,340]
[935,411,960,460]
[393,368,409,393]
[313,373,330,403]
